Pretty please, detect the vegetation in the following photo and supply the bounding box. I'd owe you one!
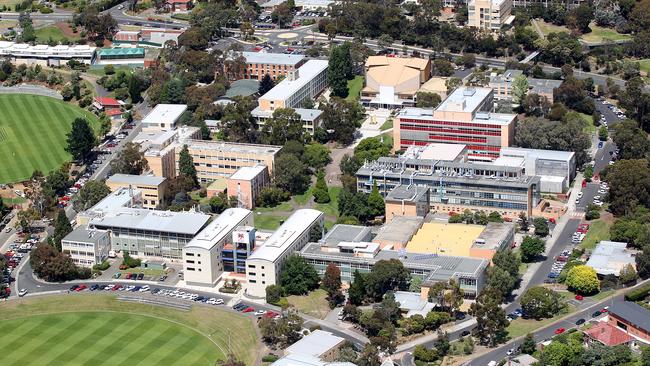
[566,265,600,295]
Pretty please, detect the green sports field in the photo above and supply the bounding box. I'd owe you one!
[0,94,99,184]
[0,294,260,366]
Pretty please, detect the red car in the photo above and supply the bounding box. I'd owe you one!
[242,307,255,313]
[575,295,584,300]
[75,284,87,292]
[264,310,279,318]
[554,327,566,335]
[125,273,132,280]
[582,179,587,188]
[111,284,121,291]
[601,308,609,313]
[577,224,590,233]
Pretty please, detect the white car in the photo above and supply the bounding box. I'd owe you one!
[215,298,224,305]
[593,201,604,206]
[139,285,150,292]
[254,310,266,316]
[18,288,27,297]
[577,192,583,198]
[598,189,607,194]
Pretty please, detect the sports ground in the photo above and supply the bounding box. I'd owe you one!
[0,294,259,366]
[0,94,99,184]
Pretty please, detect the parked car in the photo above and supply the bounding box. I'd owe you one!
[575,318,586,325]
[137,273,144,280]
[242,307,255,313]
[554,327,565,335]
[592,310,602,317]
[18,288,27,297]
[159,275,167,282]
[69,284,79,291]
[575,295,584,300]
[113,272,121,279]
[75,284,87,292]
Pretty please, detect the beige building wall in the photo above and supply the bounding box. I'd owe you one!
[146,147,177,179]
[385,201,418,222]
[181,144,278,184]
[106,180,168,210]
[432,109,474,122]
[468,0,513,31]
[226,167,270,210]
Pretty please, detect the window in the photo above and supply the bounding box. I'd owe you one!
[186,260,195,264]
[248,264,256,269]
[187,267,195,271]
[249,272,256,276]
[250,279,257,283]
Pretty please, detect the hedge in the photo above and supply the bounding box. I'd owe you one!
[624,283,650,301]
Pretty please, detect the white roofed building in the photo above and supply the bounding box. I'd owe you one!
[245,209,324,297]
[141,104,188,132]
[586,241,636,276]
[0,41,96,66]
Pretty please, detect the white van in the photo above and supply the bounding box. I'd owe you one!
[108,250,117,258]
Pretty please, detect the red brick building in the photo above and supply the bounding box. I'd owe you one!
[607,301,650,345]
[166,0,193,13]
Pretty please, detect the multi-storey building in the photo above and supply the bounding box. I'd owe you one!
[0,41,96,66]
[489,69,562,103]
[245,209,324,297]
[182,208,254,286]
[361,56,432,108]
[61,226,111,267]
[106,174,168,209]
[227,165,270,209]
[356,155,541,217]
[141,104,187,132]
[498,147,575,193]
[394,87,516,161]
[228,52,306,81]
[468,0,514,31]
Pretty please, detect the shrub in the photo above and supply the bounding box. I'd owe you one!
[262,355,279,363]
[309,325,321,332]
[92,260,110,271]
[625,282,650,301]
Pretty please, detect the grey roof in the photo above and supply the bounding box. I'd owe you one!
[62,225,109,245]
[585,241,635,276]
[489,69,524,84]
[475,222,515,251]
[90,208,210,235]
[285,330,345,358]
[259,60,328,102]
[373,216,423,245]
[500,147,575,163]
[271,354,355,366]
[528,78,562,95]
[252,106,323,122]
[141,104,187,125]
[185,208,252,250]
[320,224,372,248]
[229,165,267,181]
[225,79,259,98]
[242,51,305,66]
[107,173,166,187]
[385,185,429,203]
[609,301,650,333]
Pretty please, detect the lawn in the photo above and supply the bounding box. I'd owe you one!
[0,294,259,365]
[380,119,393,131]
[253,212,288,230]
[0,0,20,11]
[507,304,575,338]
[286,289,330,319]
[581,23,632,44]
[0,94,100,184]
[532,20,569,37]
[580,219,611,250]
[87,66,135,77]
[312,187,342,217]
[35,25,80,43]
[346,76,364,101]
[638,59,650,75]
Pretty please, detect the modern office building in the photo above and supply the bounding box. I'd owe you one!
[61,225,111,267]
[223,226,257,274]
[141,104,188,132]
[498,147,576,193]
[245,209,325,297]
[227,165,270,209]
[468,0,514,31]
[394,87,516,161]
[89,208,210,260]
[106,174,168,209]
[361,56,432,108]
[229,52,306,81]
[0,41,96,66]
[76,187,143,225]
[384,185,431,222]
[299,224,489,298]
[356,154,541,217]
[182,208,254,286]
[135,127,201,178]
[489,69,562,103]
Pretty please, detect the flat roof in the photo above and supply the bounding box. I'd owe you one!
[373,216,423,246]
[142,104,187,125]
[320,224,372,247]
[251,106,323,122]
[270,353,355,366]
[500,147,575,162]
[98,47,145,56]
[107,173,166,187]
[185,139,282,155]
[260,60,328,102]
[248,209,323,263]
[385,185,429,203]
[89,187,142,212]
[585,241,635,276]
[62,225,108,245]
[185,208,252,250]
[403,143,466,161]
[242,51,305,66]
[285,330,344,358]
[229,165,267,181]
[436,86,492,113]
[400,106,515,126]
[408,222,485,256]
[90,208,210,235]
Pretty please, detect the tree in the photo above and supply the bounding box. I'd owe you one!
[356,344,381,366]
[279,255,320,295]
[72,180,110,211]
[367,182,384,217]
[258,74,274,95]
[566,265,600,295]
[521,333,536,355]
[469,287,509,346]
[364,259,411,301]
[303,144,331,171]
[349,270,367,305]
[261,108,306,145]
[598,125,608,141]
[259,313,303,347]
[265,284,284,304]
[217,354,245,366]
[492,248,521,278]
[110,142,148,175]
[274,153,310,194]
[619,263,638,284]
[321,97,364,145]
[612,120,650,160]
[271,2,293,28]
[178,145,198,188]
[539,339,581,366]
[512,74,529,105]
[520,235,546,262]
[409,276,423,293]
[486,266,516,302]
[642,346,650,366]
[605,159,650,216]
[50,209,72,252]
[445,77,462,95]
[65,118,95,162]
[128,74,142,103]
[328,43,352,97]
[519,212,529,232]
[637,245,650,279]
[533,217,549,237]
[520,286,564,320]
[313,171,331,204]
[322,263,342,298]
[570,4,594,33]
[416,92,442,108]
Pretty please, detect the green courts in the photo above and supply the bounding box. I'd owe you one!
[0,94,99,184]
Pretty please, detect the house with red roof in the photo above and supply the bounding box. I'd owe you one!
[93,97,121,111]
[105,108,123,120]
[584,321,634,347]
[166,0,193,13]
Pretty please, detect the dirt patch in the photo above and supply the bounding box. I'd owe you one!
[55,22,80,38]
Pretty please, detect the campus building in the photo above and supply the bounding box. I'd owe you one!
[488,69,562,103]
[299,224,489,298]
[498,147,576,193]
[183,208,254,287]
[106,174,168,209]
[89,208,210,260]
[361,56,432,108]
[245,209,325,297]
[135,127,201,178]
[252,59,328,134]
[394,87,517,161]
[384,185,431,222]
[356,154,541,217]
[0,41,96,66]
[227,165,271,209]
[76,187,143,226]
[468,0,514,31]
[607,301,650,345]
[165,0,193,12]
[94,47,145,66]
[61,225,111,267]
[222,226,257,274]
[230,52,306,81]
[113,28,187,48]
[585,241,636,277]
[141,104,188,132]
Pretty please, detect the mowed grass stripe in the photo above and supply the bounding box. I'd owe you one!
[0,97,28,180]
[156,333,208,366]
[25,96,68,171]
[131,324,218,366]
[21,96,61,172]
[108,322,194,366]
[6,315,104,366]
[0,316,64,360]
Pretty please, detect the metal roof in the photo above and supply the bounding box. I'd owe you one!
[248,209,324,263]
[585,241,635,276]
[373,216,423,245]
[252,106,323,122]
[107,174,166,187]
[242,51,305,66]
[270,354,355,366]
[259,60,328,102]
[285,330,344,358]
[142,104,187,125]
[609,301,650,333]
[229,165,267,181]
[62,225,109,245]
[320,224,372,247]
[98,47,145,56]
[185,208,252,250]
[500,147,575,162]
[90,208,210,235]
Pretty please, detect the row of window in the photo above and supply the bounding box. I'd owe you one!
[400,124,502,136]
[399,118,503,130]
